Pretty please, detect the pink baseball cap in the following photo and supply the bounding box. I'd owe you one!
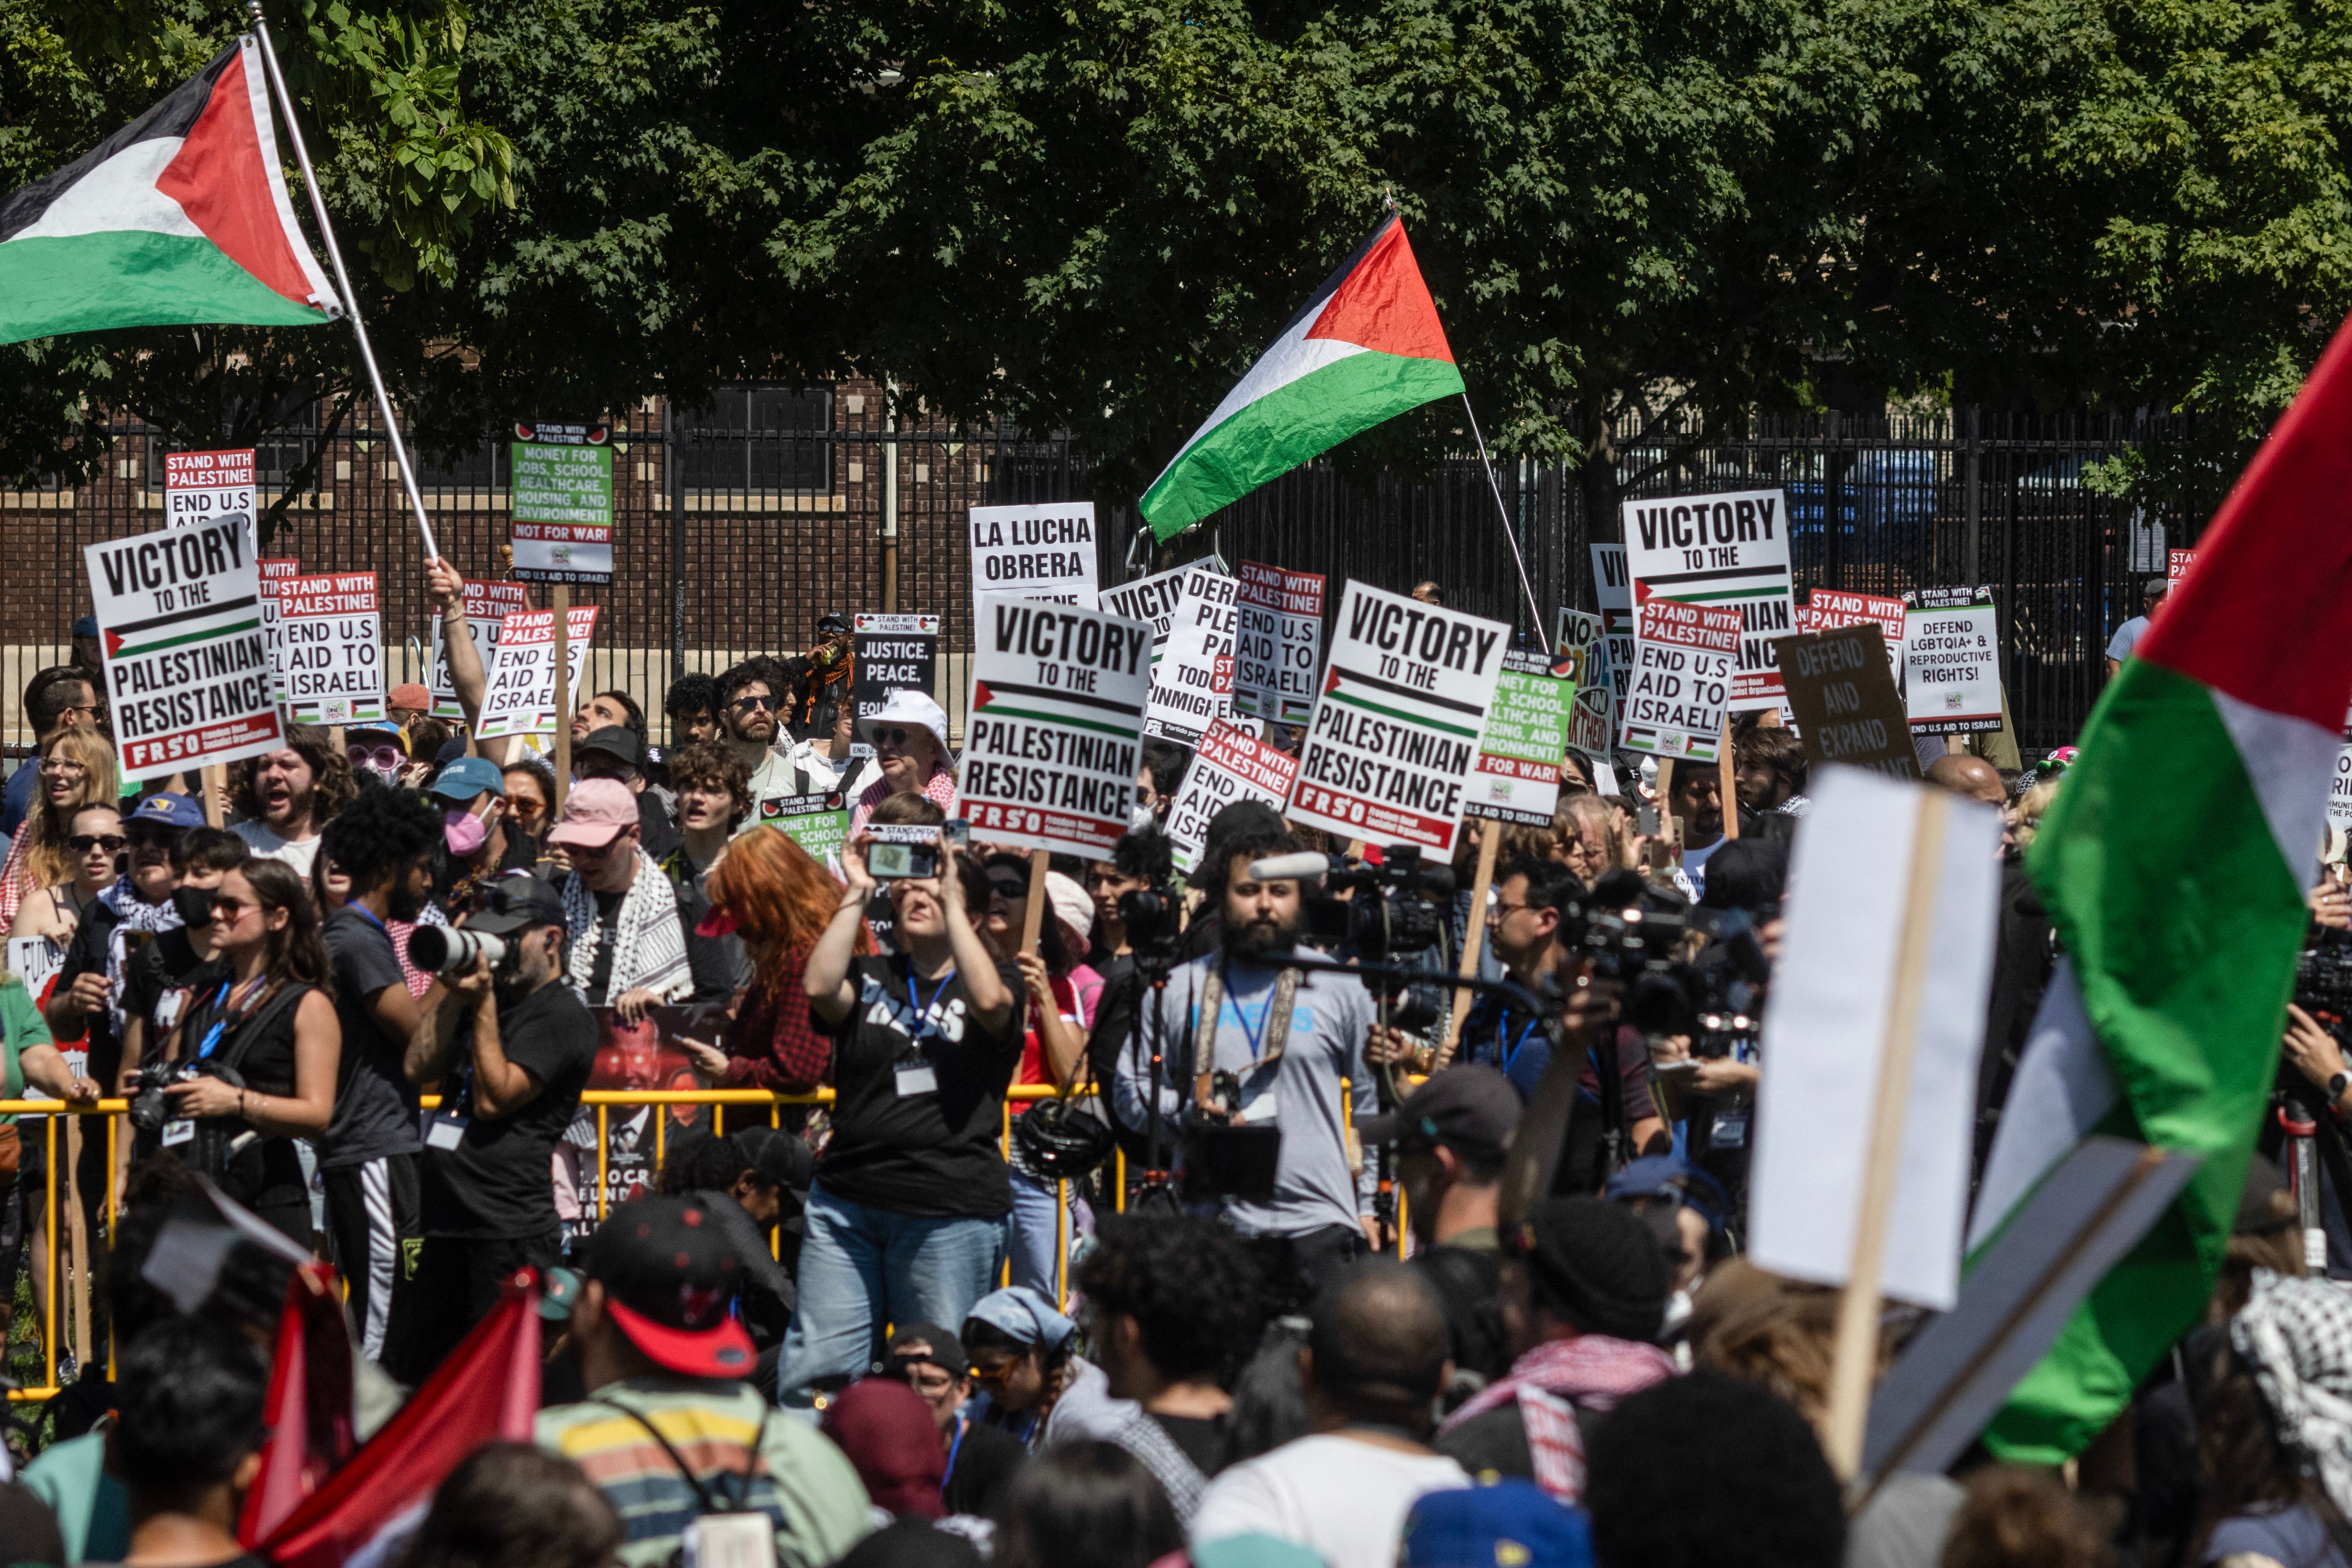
[390,682,432,711]
[548,777,639,848]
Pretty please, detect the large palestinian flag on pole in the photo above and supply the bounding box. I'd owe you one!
[1968,311,2352,1462]
[1139,216,1463,540]
[0,37,340,344]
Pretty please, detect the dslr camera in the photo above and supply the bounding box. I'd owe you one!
[1558,873,1770,1045]
[407,925,508,978]
[1273,846,1455,963]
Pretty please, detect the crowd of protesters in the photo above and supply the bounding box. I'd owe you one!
[5,566,2352,1568]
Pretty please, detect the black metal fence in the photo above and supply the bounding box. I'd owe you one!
[1,397,2193,754]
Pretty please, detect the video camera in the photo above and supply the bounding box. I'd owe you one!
[1558,871,1770,1046]
[1247,847,1456,964]
[2296,937,2352,1022]
[1119,886,1184,980]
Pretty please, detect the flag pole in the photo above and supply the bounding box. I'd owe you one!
[1461,393,1549,652]
[243,1,442,565]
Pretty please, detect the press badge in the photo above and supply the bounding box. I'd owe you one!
[894,1061,939,1098]
[424,1110,470,1150]
[161,1118,194,1148]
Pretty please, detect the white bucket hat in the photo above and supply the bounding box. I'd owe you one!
[860,689,951,757]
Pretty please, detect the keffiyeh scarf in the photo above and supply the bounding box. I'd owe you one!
[1436,1334,1676,1503]
[2235,1267,2352,1518]
[102,876,183,1032]
[563,849,690,1004]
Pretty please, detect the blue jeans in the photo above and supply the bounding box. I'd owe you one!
[1005,1168,1098,1302]
[775,1183,1004,1403]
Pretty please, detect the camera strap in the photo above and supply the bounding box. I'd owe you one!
[1193,963,1301,1109]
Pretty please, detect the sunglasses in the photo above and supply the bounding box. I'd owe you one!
[68,834,127,853]
[730,694,776,713]
[874,727,922,747]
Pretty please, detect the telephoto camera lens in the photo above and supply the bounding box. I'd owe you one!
[406,926,507,976]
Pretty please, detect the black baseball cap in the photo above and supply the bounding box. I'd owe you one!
[883,1322,968,1377]
[578,726,644,768]
[818,612,851,635]
[585,1197,756,1377]
[466,872,567,936]
[1359,1065,1521,1164]
[732,1126,813,1193]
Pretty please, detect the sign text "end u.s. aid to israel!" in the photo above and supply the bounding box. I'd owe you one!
[1286,583,1508,854]
[84,521,282,780]
[1621,489,1796,711]
[958,597,1152,859]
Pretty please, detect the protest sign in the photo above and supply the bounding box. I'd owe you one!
[1098,563,1193,649]
[2332,745,2352,833]
[1557,609,1612,757]
[8,936,63,1005]
[476,606,598,741]
[968,502,1099,626]
[1143,566,1238,744]
[1621,489,1796,711]
[1902,586,2004,734]
[257,557,299,706]
[1589,544,1634,712]
[1232,561,1326,726]
[1466,651,1575,826]
[84,520,283,780]
[1800,587,1905,670]
[277,572,384,725]
[852,614,940,729]
[1286,582,1508,854]
[1164,720,1300,874]
[1776,629,1920,781]
[1751,768,2001,1312]
[430,580,530,720]
[958,596,1151,858]
[567,1006,718,1244]
[163,448,256,541]
[2170,548,2197,586]
[755,790,851,863]
[1619,597,1741,762]
[509,421,615,586]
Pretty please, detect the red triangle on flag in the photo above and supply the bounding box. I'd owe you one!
[1304,217,1456,365]
[154,46,323,308]
[103,628,124,658]
[1324,666,1343,694]
[972,680,996,710]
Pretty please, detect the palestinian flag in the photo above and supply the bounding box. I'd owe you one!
[0,37,339,345]
[1139,216,1463,540]
[1969,311,2352,1462]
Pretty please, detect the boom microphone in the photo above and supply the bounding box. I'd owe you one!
[1248,851,1337,883]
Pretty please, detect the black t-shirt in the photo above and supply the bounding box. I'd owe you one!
[319,906,421,1167]
[1150,1411,1233,1477]
[56,899,124,1084]
[815,955,1024,1218]
[943,1415,1027,1517]
[586,892,624,1002]
[419,979,599,1240]
[430,824,544,917]
[122,926,223,1048]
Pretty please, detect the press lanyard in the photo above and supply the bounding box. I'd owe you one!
[194,976,262,1060]
[903,961,958,1045]
[940,1411,968,1494]
[1221,962,1275,1060]
[1496,1010,1542,1076]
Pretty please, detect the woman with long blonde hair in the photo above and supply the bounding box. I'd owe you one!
[0,726,118,928]
[677,825,871,1094]
[1551,793,1630,887]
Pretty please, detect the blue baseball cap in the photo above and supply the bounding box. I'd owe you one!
[71,616,98,638]
[126,793,206,831]
[429,755,505,802]
[1401,1481,1594,1568]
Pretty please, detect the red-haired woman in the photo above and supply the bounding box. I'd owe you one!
[678,825,871,1094]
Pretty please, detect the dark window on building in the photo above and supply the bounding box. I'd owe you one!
[680,385,832,492]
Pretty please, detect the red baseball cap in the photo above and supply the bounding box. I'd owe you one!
[586,1198,757,1378]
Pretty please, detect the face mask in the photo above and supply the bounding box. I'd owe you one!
[444,804,490,857]
[173,886,215,927]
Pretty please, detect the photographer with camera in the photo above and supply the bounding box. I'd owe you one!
[778,822,1020,1402]
[393,873,598,1383]
[149,860,342,1246]
[1114,826,1382,1311]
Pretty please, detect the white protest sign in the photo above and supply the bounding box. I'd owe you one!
[1233,561,1326,727]
[257,557,299,706]
[1164,720,1301,874]
[1902,587,2003,734]
[1098,563,1193,651]
[1620,596,1741,761]
[1286,582,1508,854]
[84,521,283,780]
[958,595,1151,859]
[477,606,599,740]
[968,502,1099,629]
[163,448,256,541]
[1750,767,2001,1309]
[7,936,63,1003]
[1557,608,1612,758]
[1621,489,1796,711]
[431,580,531,720]
[1466,650,1576,826]
[278,571,385,725]
[1589,544,1634,713]
[1143,566,1238,744]
[2332,745,2352,833]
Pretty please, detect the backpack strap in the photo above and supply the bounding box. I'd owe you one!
[592,1396,772,1516]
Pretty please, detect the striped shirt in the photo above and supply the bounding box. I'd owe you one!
[536,1379,873,1568]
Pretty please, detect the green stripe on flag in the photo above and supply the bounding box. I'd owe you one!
[0,231,328,345]
[1983,658,2305,1462]
[114,618,262,657]
[1327,687,1482,739]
